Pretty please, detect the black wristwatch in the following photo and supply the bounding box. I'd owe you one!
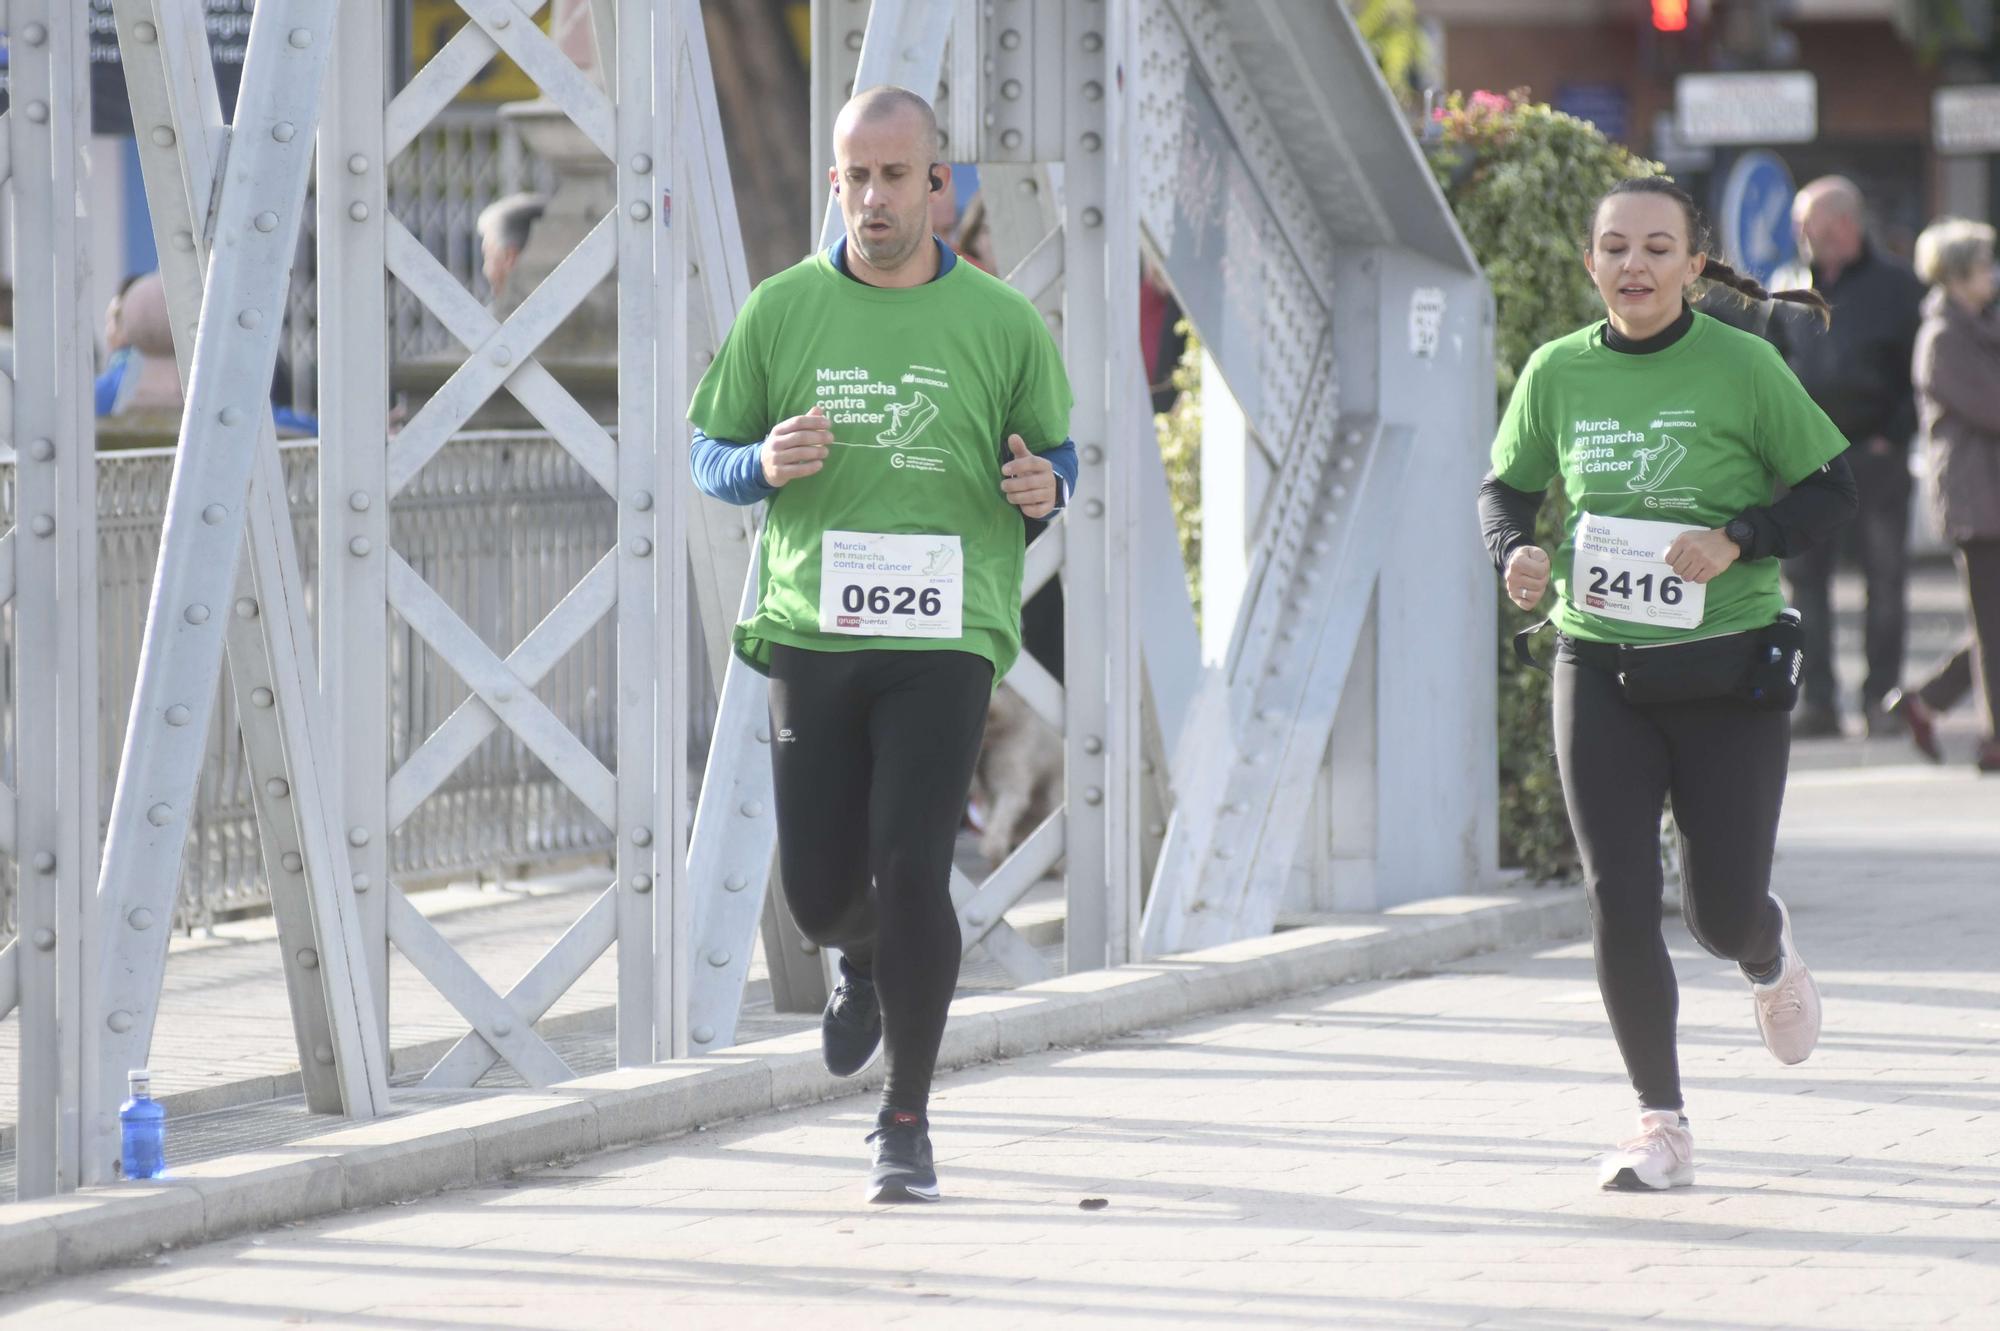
[1724,516,1757,557]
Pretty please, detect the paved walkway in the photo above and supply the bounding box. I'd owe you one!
[3,752,1994,1327]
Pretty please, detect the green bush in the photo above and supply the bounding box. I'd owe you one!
[1426,90,1661,880]
[1155,325,1204,626]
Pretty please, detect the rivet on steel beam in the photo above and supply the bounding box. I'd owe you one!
[349,202,370,222]
[1332,485,1348,499]
[632,490,654,511]
[349,827,371,847]
[133,20,160,43]
[492,686,513,704]
[1018,176,1039,195]
[629,537,653,557]
[1084,81,1104,101]
[238,309,262,330]
[273,122,297,143]
[800,940,819,955]
[631,826,654,847]
[166,704,192,726]
[1000,28,1021,49]
[1190,899,1209,912]
[845,30,862,50]
[630,874,653,894]
[1312,539,1332,555]
[1083,207,1103,228]
[254,211,279,233]
[1084,499,1105,518]
[629,201,651,222]
[281,852,303,873]
[352,874,372,894]
[149,124,175,145]
[1213,846,1233,860]
[729,525,745,540]
[1083,735,1104,755]
[349,491,371,512]
[1342,428,1363,446]
[693,1025,715,1044]
[32,928,56,952]
[347,154,370,175]
[31,851,55,874]
[251,687,274,708]
[265,778,290,800]
[724,874,747,892]
[492,1018,512,1037]
[296,948,319,970]
[1001,129,1023,150]
[494,13,513,29]
[29,438,54,462]
[1149,823,1166,838]
[22,21,49,45]
[184,604,210,625]
[1339,456,1356,473]
[1084,786,1104,806]
[30,514,54,538]
[1082,31,1104,52]
[349,536,372,557]
[220,406,244,425]
[740,800,764,818]
[1083,445,1103,464]
[708,950,730,967]
[755,727,770,743]
[1002,79,1023,100]
[631,153,653,174]
[108,1011,135,1034]
[314,1045,334,1066]
[234,597,259,619]
[966,912,986,927]
[489,343,513,366]
[174,231,195,252]
[1082,132,1103,153]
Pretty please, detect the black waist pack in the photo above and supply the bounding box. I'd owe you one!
[1527,610,1805,712]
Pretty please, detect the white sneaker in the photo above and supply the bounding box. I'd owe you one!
[1750,894,1822,1066]
[1598,1110,1695,1191]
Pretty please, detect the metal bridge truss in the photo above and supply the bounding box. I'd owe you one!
[0,0,1493,1197]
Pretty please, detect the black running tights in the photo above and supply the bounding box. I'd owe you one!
[1553,651,1790,1112]
[766,644,993,1116]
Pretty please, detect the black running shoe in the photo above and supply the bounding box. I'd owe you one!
[865,1108,939,1203]
[820,970,882,1077]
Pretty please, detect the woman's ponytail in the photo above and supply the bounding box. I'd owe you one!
[1699,257,1832,328]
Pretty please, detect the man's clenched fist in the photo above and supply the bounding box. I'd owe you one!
[763,404,833,488]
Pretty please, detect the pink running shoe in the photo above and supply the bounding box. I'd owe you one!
[1598,1110,1695,1191]
[1750,894,1822,1066]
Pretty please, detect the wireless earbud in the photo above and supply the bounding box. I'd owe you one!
[929,170,943,194]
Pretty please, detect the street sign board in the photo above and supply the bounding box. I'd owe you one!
[1934,86,2000,154]
[1718,150,1798,288]
[1676,71,1817,146]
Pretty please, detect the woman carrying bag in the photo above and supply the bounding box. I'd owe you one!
[1884,218,2000,772]
[1476,177,1858,1191]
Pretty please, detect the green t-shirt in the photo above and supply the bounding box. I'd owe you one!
[688,251,1074,678]
[1490,312,1849,644]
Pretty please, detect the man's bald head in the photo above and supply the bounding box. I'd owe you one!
[834,86,940,164]
[1793,175,1867,275]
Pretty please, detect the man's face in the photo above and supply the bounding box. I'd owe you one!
[831,107,936,275]
[483,237,519,299]
[1794,194,1859,271]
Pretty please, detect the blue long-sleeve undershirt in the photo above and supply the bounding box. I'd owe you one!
[690,428,1077,509]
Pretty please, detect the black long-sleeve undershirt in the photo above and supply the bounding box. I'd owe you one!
[1477,451,1858,572]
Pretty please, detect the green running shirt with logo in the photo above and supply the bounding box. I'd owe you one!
[689,250,1074,678]
[1491,312,1850,645]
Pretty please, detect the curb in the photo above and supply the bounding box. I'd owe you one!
[0,887,1585,1293]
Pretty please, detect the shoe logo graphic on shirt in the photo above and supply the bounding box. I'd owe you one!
[878,391,940,448]
[1627,435,1688,493]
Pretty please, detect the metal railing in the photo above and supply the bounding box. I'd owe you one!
[0,432,619,942]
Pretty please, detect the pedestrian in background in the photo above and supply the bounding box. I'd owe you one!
[1767,176,1925,738]
[1884,218,2000,773]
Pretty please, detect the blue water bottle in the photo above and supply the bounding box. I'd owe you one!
[120,1069,166,1180]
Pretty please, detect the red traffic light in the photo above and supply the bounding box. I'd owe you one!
[1652,0,1689,32]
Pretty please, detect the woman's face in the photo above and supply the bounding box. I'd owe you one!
[1585,193,1706,338]
[1947,255,1996,312]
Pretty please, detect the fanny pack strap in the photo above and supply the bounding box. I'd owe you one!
[1512,618,1554,675]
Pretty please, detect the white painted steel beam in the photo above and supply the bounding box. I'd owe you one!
[110,0,373,1125]
[89,0,391,1186]
[10,0,98,1199]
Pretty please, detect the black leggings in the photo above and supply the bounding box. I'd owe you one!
[1553,649,1789,1112]
[766,644,993,1115]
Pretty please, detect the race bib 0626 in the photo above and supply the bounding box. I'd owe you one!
[818,530,962,638]
[1573,511,1707,629]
